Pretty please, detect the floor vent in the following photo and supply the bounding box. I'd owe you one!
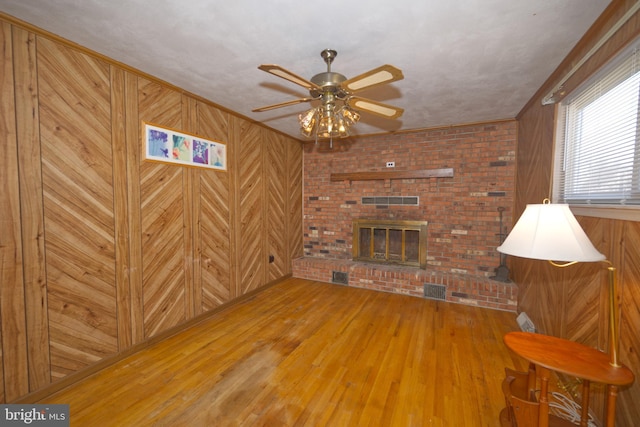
[332,271,349,285]
[424,283,446,301]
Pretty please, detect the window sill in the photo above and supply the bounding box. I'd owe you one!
[570,205,640,222]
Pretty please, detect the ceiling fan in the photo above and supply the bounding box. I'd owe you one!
[252,49,404,142]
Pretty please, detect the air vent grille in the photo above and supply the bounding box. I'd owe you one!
[332,271,349,285]
[361,196,419,206]
[424,283,446,301]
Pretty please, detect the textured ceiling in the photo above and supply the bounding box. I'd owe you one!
[0,0,610,139]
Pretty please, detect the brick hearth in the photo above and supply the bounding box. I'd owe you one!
[292,257,517,312]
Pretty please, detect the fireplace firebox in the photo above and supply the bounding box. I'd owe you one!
[352,219,428,269]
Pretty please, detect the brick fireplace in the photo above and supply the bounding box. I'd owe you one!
[292,121,519,311]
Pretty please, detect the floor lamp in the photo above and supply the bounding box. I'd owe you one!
[496,200,621,367]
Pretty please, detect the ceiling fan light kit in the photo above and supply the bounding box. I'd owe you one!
[253,49,404,146]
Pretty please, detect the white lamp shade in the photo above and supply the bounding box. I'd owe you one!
[497,203,605,262]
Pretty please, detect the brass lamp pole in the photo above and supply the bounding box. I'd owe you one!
[497,200,621,367]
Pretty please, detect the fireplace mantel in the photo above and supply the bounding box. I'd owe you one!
[330,168,454,182]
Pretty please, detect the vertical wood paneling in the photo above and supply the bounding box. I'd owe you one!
[0,20,29,401]
[125,73,144,345]
[188,100,202,315]
[237,119,265,294]
[111,65,132,350]
[229,116,240,300]
[514,105,554,214]
[13,26,51,393]
[138,78,187,338]
[37,37,118,379]
[266,132,287,281]
[197,103,231,310]
[182,95,197,319]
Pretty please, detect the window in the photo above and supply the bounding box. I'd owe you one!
[554,41,640,207]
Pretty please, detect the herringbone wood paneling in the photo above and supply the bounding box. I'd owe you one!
[564,262,601,345]
[197,103,231,310]
[619,220,640,423]
[138,78,187,338]
[512,257,562,336]
[561,215,605,347]
[2,13,312,404]
[37,37,118,379]
[0,20,27,402]
[288,140,304,262]
[266,132,287,281]
[140,165,186,336]
[237,120,265,294]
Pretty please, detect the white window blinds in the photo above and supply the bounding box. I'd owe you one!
[555,42,640,206]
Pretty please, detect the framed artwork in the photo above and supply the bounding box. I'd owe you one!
[143,122,226,171]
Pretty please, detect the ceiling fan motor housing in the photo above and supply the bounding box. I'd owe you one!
[310,72,348,98]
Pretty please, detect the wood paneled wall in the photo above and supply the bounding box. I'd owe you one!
[514,2,640,425]
[0,16,303,402]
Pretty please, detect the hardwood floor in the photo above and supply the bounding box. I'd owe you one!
[38,277,527,426]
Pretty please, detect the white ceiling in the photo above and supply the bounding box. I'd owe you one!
[0,0,610,139]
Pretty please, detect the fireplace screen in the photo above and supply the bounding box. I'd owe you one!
[353,219,428,268]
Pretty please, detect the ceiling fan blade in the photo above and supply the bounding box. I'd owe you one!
[349,96,404,119]
[252,97,316,112]
[258,64,321,91]
[342,65,404,93]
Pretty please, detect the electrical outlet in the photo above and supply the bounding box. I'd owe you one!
[386,161,395,168]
